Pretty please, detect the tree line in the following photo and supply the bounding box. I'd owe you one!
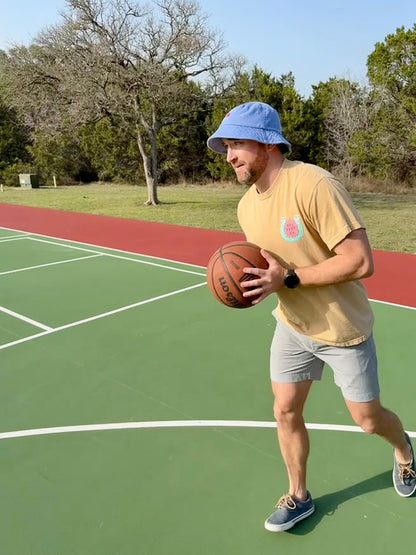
[0,0,415,204]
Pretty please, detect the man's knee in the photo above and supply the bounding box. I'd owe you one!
[346,398,385,435]
[348,404,384,434]
[272,381,312,424]
[273,399,304,426]
[357,415,379,435]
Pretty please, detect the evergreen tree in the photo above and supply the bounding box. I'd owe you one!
[0,96,31,185]
[353,25,416,183]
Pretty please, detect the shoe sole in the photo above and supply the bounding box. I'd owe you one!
[264,504,315,532]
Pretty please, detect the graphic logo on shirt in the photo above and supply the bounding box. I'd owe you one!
[280,215,304,242]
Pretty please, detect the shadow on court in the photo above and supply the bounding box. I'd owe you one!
[290,470,394,534]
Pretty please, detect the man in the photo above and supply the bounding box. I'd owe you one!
[207,102,415,532]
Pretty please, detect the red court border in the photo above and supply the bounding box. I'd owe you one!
[1,203,415,308]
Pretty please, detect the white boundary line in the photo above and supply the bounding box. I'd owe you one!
[27,236,206,277]
[0,231,207,347]
[0,306,52,331]
[370,298,416,311]
[0,228,414,444]
[0,419,414,441]
[0,226,206,271]
[0,253,104,277]
[1,226,414,309]
[0,234,31,242]
[0,282,206,351]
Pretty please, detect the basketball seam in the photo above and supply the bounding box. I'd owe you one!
[218,248,250,308]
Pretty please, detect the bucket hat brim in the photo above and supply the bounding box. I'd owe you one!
[207,126,291,154]
[207,102,291,154]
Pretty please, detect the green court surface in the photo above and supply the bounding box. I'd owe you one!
[0,227,415,554]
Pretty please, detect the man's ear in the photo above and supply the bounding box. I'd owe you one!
[266,143,279,152]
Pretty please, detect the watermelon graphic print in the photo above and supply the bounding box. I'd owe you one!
[280,215,304,242]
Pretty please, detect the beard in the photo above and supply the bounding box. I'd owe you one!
[234,148,268,186]
[237,168,257,186]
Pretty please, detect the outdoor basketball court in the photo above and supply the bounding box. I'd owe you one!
[0,205,415,554]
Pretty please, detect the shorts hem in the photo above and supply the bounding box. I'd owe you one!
[341,390,380,403]
[270,374,322,384]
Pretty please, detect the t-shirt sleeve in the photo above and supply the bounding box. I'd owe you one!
[306,177,366,251]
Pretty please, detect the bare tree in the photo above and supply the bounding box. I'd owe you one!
[1,0,232,204]
[324,78,369,179]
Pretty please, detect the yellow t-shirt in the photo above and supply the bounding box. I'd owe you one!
[237,159,374,346]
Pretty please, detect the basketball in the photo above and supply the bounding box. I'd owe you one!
[206,241,268,308]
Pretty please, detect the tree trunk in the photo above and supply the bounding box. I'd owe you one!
[144,174,159,206]
[136,127,159,205]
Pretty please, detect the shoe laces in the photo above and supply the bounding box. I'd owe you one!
[275,494,297,510]
[398,460,416,484]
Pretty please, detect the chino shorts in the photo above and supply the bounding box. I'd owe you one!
[270,318,380,402]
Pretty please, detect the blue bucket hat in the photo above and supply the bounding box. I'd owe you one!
[207,102,291,154]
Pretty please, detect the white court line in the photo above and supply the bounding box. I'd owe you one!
[0,281,206,351]
[0,306,52,331]
[370,298,416,311]
[0,234,31,242]
[0,226,206,272]
[28,236,206,277]
[0,419,414,441]
[2,227,415,310]
[0,253,104,277]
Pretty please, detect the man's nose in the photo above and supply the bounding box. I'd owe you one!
[226,148,236,163]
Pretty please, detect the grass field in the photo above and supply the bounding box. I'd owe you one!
[1,183,415,253]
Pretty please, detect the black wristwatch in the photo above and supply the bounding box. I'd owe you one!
[284,269,300,289]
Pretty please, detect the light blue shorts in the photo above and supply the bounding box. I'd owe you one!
[270,319,380,402]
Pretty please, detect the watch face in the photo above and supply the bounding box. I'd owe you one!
[285,270,300,289]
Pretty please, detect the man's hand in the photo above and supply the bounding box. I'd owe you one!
[241,249,286,305]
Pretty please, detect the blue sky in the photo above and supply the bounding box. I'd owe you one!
[0,0,415,98]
